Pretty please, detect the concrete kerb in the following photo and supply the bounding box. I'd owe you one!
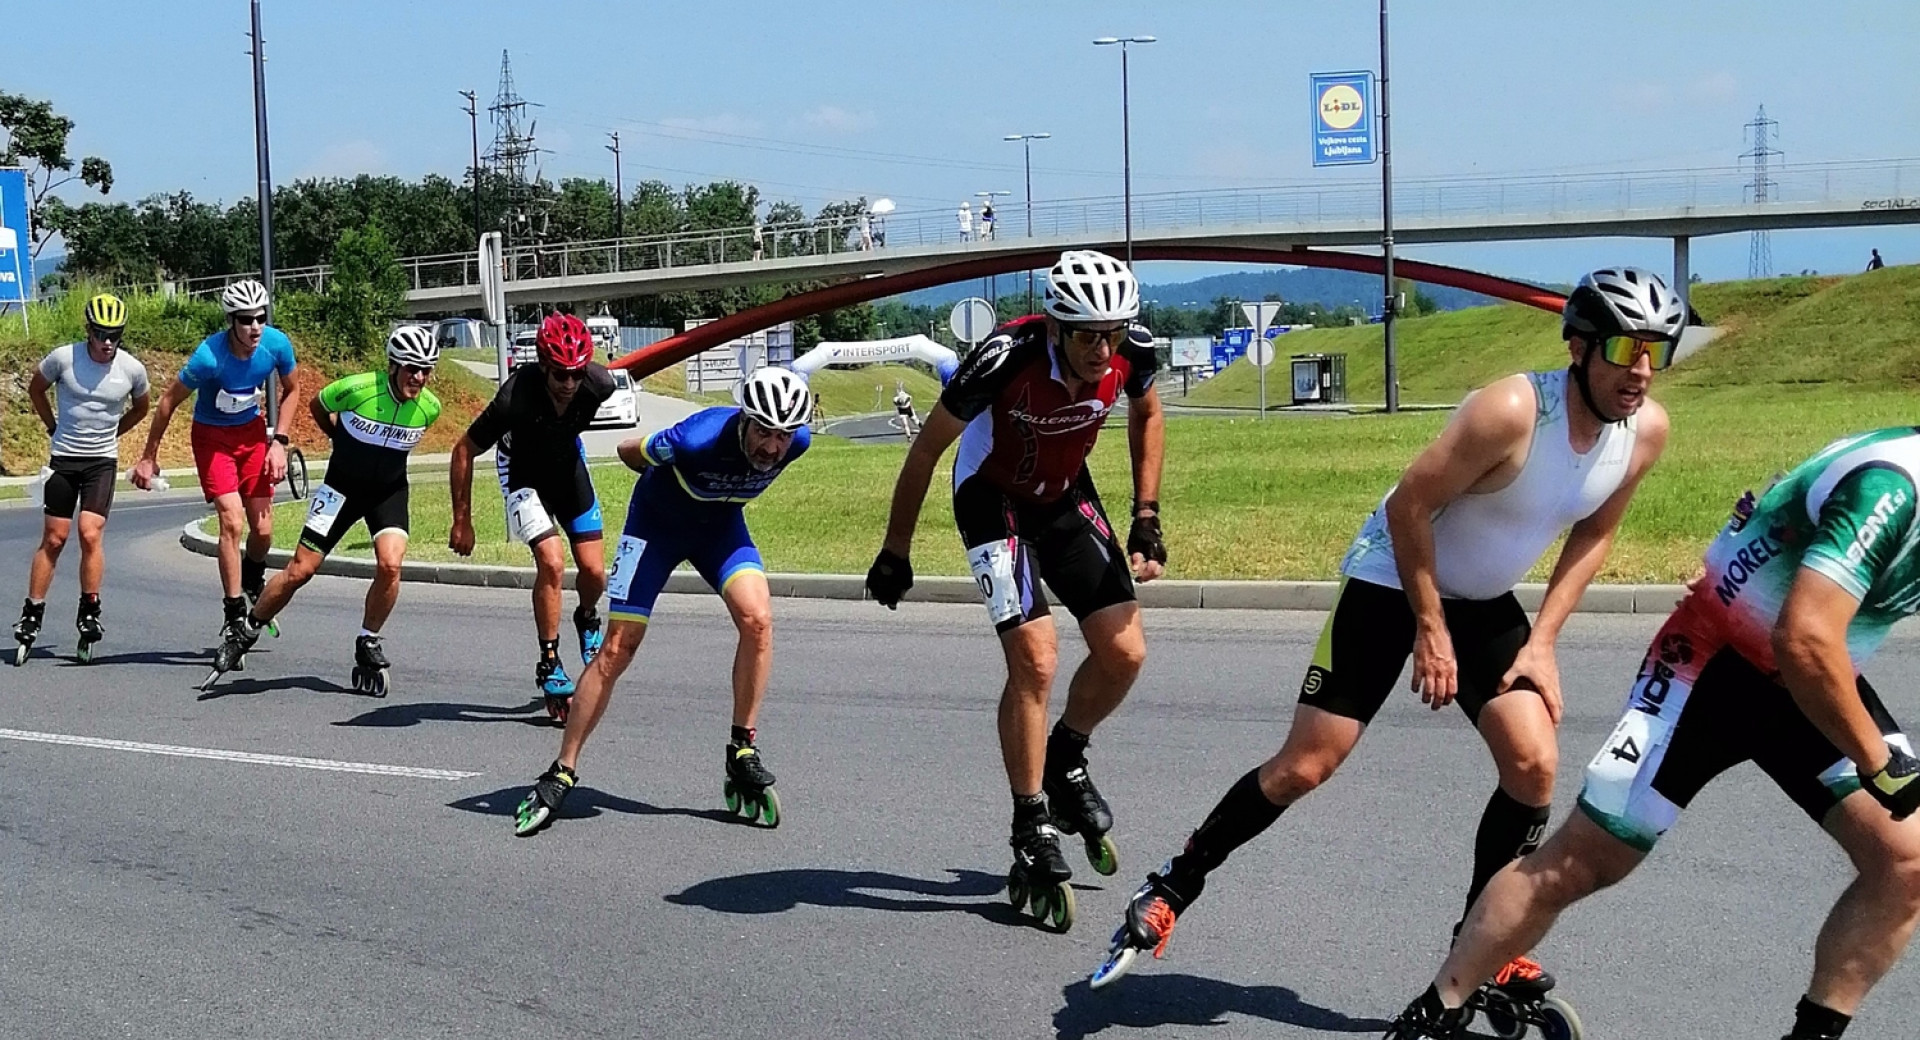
[177,518,1689,613]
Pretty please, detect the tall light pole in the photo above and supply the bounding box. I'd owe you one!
[248,0,279,430]
[605,131,624,239]
[1378,0,1399,414]
[1004,131,1051,313]
[1093,35,1155,268]
[459,90,481,245]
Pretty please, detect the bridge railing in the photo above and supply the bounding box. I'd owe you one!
[172,158,1920,301]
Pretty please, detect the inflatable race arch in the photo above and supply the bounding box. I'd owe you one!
[789,334,962,385]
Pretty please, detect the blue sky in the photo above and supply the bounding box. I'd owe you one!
[11,0,1920,286]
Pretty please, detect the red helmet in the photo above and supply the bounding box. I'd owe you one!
[537,313,594,370]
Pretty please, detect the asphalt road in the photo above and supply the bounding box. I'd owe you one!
[4,496,1919,1039]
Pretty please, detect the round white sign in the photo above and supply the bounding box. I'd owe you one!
[949,298,998,344]
[1248,337,1276,367]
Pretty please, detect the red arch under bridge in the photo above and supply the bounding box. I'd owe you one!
[610,246,1566,379]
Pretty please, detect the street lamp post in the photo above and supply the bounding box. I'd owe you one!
[1004,132,1051,313]
[459,90,481,246]
[976,190,1011,306]
[1378,0,1399,414]
[1093,36,1155,268]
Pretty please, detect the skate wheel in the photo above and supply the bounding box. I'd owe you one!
[13,643,28,667]
[754,788,781,828]
[513,793,552,837]
[1006,871,1028,910]
[1089,942,1138,989]
[1539,996,1583,1040]
[1086,834,1119,876]
[724,780,743,815]
[545,696,570,724]
[1044,881,1075,933]
[76,644,93,664]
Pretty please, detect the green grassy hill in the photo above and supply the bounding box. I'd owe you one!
[637,360,944,420]
[1183,267,1920,406]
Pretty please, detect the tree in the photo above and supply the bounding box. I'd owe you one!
[0,92,113,258]
[320,220,408,362]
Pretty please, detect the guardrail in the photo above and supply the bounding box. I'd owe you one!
[167,157,1919,301]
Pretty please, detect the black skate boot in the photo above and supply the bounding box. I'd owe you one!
[1044,728,1118,875]
[12,599,44,667]
[201,612,261,690]
[1008,804,1076,933]
[513,760,578,837]
[350,635,391,697]
[74,594,104,664]
[240,556,278,637]
[1091,868,1203,988]
[1382,988,1469,1040]
[724,734,781,828]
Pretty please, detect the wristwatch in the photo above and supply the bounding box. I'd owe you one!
[266,428,290,446]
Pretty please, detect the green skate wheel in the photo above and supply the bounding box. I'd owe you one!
[1027,886,1050,921]
[1006,871,1028,909]
[755,788,781,828]
[724,781,743,815]
[1045,882,1075,933]
[1539,996,1583,1040]
[1087,834,1119,876]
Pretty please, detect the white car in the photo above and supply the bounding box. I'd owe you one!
[508,329,539,370]
[591,369,639,428]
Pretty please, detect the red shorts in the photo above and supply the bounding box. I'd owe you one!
[191,419,274,501]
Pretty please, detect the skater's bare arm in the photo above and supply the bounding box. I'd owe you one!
[1125,384,1165,511]
[448,435,478,556]
[131,381,193,487]
[307,395,338,441]
[616,437,652,474]
[28,371,56,435]
[118,391,151,438]
[881,404,965,557]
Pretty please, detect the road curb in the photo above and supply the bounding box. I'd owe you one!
[178,519,1689,613]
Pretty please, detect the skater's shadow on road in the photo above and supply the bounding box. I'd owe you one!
[195,673,356,701]
[61,647,212,668]
[448,784,739,826]
[1053,975,1390,1038]
[665,867,1026,927]
[335,697,549,728]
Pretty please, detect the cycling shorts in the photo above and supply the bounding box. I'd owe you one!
[495,437,602,544]
[606,503,762,625]
[951,471,1134,635]
[1297,577,1532,726]
[42,456,118,520]
[1578,593,1910,853]
[298,478,410,556]
[191,418,273,501]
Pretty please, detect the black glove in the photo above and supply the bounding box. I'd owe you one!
[1127,511,1166,567]
[866,548,914,609]
[1865,744,1920,820]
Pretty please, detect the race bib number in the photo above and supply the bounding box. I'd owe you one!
[967,540,1021,625]
[607,535,647,602]
[1582,708,1670,818]
[505,486,556,544]
[303,483,347,537]
[214,387,260,414]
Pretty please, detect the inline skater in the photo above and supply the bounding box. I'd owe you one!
[893,380,919,440]
[130,279,298,642]
[865,249,1168,932]
[1383,426,1920,1040]
[1091,268,1680,998]
[13,294,151,665]
[513,366,814,836]
[205,327,443,692]
[449,312,613,720]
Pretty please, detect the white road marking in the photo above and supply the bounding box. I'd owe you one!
[0,728,480,780]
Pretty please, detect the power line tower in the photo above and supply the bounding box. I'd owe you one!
[1740,105,1782,279]
[483,50,544,256]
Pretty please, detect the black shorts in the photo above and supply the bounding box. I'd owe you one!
[299,478,411,556]
[43,456,118,520]
[1298,577,1531,726]
[495,442,603,543]
[952,471,1135,634]
[1577,595,1909,851]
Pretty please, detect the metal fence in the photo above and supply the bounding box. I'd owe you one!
[170,157,1920,301]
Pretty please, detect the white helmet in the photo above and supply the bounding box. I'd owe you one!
[738,367,813,431]
[386,325,440,369]
[1044,250,1140,323]
[1561,267,1687,343]
[221,279,271,315]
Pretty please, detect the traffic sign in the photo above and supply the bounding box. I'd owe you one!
[1248,338,1276,368]
[950,297,997,344]
[1241,301,1283,334]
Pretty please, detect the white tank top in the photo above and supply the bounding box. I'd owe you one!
[1340,368,1637,601]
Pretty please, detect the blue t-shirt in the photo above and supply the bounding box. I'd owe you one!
[180,327,298,427]
[634,406,810,517]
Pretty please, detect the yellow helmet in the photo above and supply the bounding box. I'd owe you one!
[84,293,128,331]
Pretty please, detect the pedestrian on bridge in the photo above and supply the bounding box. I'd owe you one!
[957,201,973,242]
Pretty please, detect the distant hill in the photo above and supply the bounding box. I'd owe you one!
[892,266,1503,313]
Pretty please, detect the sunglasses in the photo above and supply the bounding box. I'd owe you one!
[1064,326,1128,348]
[87,327,125,343]
[1595,335,1677,371]
[547,368,586,384]
[399,364,434,377]
[232,312,268,327]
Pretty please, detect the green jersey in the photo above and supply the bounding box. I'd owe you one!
[316,371,443,488]
[1702,426,1920,669]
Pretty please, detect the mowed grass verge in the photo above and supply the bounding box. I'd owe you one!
[252,381,1915,583]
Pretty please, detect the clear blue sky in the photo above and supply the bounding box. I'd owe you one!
[12,0,1920,285]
